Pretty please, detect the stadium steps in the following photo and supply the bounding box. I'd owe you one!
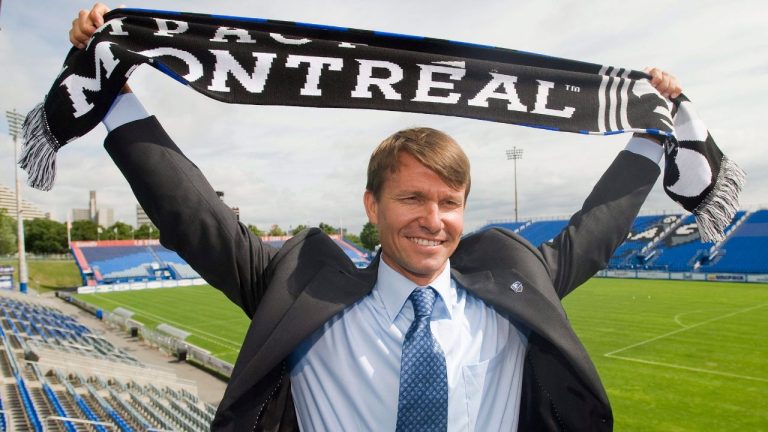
[639,214,685,258]
[151,383,211,430]
[51,388,87,432]
[14,376,42,432]
[103,386,153,431]
[29,386,56,431]
[126,387,175,431]
[3,383,35,432]
[0,349,13,378]
[33,346,191,393]
[57,373,107,432]
[145,387,199,432]
[81,374,136,432]
[701,209,753,268]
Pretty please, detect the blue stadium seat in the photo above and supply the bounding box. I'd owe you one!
[700,210,768,273]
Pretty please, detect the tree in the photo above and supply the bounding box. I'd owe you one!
[267,224,286,236]
[106,221,134,240]
[0,209,16,255]
[360,222,379,251]
[135,223,159,239]
[247,224,264,237]
[24,218,68,254]
[290,224,308,236]
[71,220,99,241]
[318,222,338,235]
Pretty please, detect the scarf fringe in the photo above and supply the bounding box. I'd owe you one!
[19,103,61,191]
[694,156,746,243]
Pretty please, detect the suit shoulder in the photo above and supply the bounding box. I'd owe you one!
[453,227,549,272]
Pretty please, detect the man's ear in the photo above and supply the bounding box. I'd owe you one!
[363,190,378,225]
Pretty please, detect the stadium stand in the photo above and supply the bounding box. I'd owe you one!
[517,220,569,246]
[608,214,681,269]
[70,240,202,286]
[476,208,768,274]
[71,234,372,288]
[0,292,216,431]
[262,234,371,268]
[699,209,768,273]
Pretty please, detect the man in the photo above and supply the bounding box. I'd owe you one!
[72,4,681,431]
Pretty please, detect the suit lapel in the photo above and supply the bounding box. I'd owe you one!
[221,259,378,412]
[452,265,584,360]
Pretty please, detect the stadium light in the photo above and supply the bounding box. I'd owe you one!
[505,146,524,223]
[5,109,28,294]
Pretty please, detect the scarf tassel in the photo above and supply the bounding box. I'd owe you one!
[694,156,746,243]
[19,102,61,192]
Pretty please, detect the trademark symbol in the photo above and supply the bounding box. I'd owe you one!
[565,84,581,92]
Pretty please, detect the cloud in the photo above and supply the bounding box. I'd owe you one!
[1,0,765,234]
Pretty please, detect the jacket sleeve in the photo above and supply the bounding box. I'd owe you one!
[539,150,660,298]
[104,116,278,317]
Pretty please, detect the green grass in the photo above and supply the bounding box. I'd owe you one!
[0,258,82,292]
[74,285,249,364]
[74,278,768,431]
[563,278,768,431]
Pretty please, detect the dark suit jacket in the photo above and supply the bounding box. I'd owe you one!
[105,117,660,431]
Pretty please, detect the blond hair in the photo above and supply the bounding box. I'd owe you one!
[366,127,471,200]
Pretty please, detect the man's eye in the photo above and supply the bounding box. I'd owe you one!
[442,200,461,208]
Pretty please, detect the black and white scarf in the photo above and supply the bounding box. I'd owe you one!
[21,8,744,242]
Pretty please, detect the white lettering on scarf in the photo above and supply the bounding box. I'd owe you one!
[351,60,403,100]
[208,50,277,93]
[531,80,575,118]
[412,63,466,104]
[468,72,527,112]
[61,41,120,117]
[153,18,189,37]
[211,27,257,44]
[285,55,344,96]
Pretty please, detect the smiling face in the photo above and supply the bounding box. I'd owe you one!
[364,152,466,286]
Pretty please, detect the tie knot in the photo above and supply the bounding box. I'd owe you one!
[409,287,437,319]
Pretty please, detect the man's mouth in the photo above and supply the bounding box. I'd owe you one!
[407,237,444,247]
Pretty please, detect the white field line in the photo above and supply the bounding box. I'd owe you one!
[672,310,703,328]
[604,302,768,357]
[90,294,243,350]
[605,354,768,383]
[603,302,768,383]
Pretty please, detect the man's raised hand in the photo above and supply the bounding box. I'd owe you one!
[69,3,111,49]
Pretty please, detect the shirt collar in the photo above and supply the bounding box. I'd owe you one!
[375,258,455,324]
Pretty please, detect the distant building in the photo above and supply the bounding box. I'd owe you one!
[136,204,155,229]
[0,183,47,220]
[71,190,114,227]
[215,190,240,221]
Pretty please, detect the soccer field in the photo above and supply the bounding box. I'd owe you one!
[75,278,768,431]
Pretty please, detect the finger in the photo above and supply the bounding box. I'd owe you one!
[71,12,91,48]
[69,20,82,48]
[646,67,662,87]
[658,73,672,97]
[90,3,111,28]
[667,75,682,98]
[77,8,95,37]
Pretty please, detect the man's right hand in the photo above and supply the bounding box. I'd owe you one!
[70,3,111,49]
[71,4,132,93]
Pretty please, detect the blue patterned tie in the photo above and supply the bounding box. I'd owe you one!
[395,287,448,432]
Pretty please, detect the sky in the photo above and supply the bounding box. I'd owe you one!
[1,1,766,235]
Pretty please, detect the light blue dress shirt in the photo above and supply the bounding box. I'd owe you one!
[289,260,529,432]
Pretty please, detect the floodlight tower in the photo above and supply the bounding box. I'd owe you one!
[506,147,524,223]
[5,109,28,293]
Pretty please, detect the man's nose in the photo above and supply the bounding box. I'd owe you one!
[419,202,442,233]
